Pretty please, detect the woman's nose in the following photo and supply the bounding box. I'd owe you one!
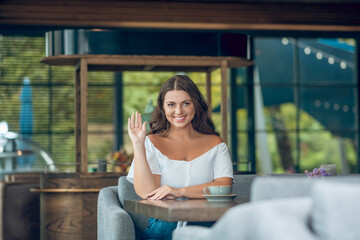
[175,105,182,114]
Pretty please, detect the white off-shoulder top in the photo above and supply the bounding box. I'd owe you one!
[126,136,234,187]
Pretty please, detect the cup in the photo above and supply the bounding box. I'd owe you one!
[203,186,232,195]
[98,159,107,172]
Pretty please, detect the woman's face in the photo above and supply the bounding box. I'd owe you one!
[163,90,195,129]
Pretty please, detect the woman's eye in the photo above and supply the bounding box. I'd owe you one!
[184,102,190,106]
[167,104,174,107]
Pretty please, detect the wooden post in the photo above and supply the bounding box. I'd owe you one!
[221,61,228,144]
[75,58,88,174]
[75,64,81,173]
[205,71,212,116]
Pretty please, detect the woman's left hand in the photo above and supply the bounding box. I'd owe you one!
[147,185,183,200]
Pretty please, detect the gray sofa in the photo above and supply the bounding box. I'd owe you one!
[97,174,257,240]
[173,175,360,240]
[98,174,360,240]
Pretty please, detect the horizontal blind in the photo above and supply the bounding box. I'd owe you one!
[0,35,115,173]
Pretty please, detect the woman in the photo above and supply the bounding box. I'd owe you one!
[127,75,233,239]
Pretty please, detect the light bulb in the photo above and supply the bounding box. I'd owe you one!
[281,38,289,45]
[340,61,347,69]
[316,52,323,60]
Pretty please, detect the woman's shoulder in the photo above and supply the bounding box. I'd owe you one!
[147,134,166,148]
[147,134,162,142]
[199,134,223,146]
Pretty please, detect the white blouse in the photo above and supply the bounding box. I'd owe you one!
[126,136,234,188]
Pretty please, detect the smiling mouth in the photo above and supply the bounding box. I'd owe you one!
[174,116,186,122]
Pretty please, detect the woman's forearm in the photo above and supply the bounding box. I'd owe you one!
[180,177,233,199]
[132,142,159,199]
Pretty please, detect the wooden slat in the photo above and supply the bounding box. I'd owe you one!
[0,1,360,31]
[2,19,360,32]
[0,2,359,25]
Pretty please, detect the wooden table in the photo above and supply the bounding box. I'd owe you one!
[124,198,249,222]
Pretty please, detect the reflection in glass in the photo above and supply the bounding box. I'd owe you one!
[300,87,356,131]
[250,37,357,174]
[300,132,357,174]
[298,38,355,83]
[236,133,248,172]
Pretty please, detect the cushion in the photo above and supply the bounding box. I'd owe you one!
[250,176,311,201]
[174,197,316,240]
[118,176,142,207]
[311,181,360,240]
[232,174,257,200]
[250,175,360,202]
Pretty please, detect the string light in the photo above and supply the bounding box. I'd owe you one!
[324,102,330,109]
[294,40,354,69]
[340,61,347,69]
[314,101,354,113]
[316,52,323,60]
[281,37,289,45]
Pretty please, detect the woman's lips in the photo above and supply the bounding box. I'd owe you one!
[173,116,186,122]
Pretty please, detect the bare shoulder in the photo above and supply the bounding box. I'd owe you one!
[200,134,223,146]
[147,134,165,147]
[147,134,156,142]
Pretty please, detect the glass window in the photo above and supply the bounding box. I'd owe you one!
[238,37,358,175]
[0,35,116,173]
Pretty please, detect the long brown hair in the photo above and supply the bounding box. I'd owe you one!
[149,75,219,136]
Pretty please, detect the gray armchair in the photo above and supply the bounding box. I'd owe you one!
[98,177,148,240]
[97,174,257,240]
[173,175,360,240]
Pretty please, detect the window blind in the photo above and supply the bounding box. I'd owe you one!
[0,35,115,173]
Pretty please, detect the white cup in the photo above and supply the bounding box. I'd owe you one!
[203,186,232,195]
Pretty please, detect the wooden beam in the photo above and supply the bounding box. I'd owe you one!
[1,1,360,32]
[86,56,247,67]
[41,55,253,68]
[221,61,228,144]
[80,58,88,174]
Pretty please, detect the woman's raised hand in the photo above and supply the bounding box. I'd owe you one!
[128,112,147,144]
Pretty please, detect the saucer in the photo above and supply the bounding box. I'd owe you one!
[203,194,237,202]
